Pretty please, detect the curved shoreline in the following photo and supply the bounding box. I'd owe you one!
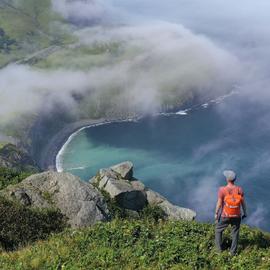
[40,117,140,171]
[40,90,238,171]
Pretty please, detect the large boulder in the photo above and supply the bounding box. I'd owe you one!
[1,171,110,228]
[111,161,133,180]
[90,161,196,221]
[91,167,147,211]
[145,189,196,221]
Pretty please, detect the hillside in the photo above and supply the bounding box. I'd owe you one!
[0,0,226,158]
[1,219,270,270]
[0,153,269,269]
[0,0,73,67]
[0,161,270,270]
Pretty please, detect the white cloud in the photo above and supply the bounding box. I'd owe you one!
[52,0,113,24]
[0,22,241,124]
[247,204,268,228]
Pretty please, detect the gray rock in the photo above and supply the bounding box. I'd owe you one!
[104,178,147,211]
[130,180,145,191]
[115,189,147,211]
[104,178,133,197]
[90,166,147,211]
[2,171,110,228]
[95,168,119,189]
[10,189,32,206]
[146,189,196,221]
[9,187,50,208]
[90,161,196,221]
[145,189,167,205]
[159,201,196,221]
[111,161,133,180]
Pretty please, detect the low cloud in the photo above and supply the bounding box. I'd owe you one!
[246,204,268,228]
[0,22,241,125]
[188,175,219,220]
[52,0,112,24]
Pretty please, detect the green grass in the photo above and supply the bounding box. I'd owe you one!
[0,167,32,190]
[0,0,74,67]
[0,219,270,269]
[0,196,67,251]
[0,142,8,149]
[34,43,121,70]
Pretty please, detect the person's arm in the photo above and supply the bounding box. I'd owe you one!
[215,198,222,220]
[241,198,247,218]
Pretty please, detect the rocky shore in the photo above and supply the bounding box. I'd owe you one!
[1,161,196,228]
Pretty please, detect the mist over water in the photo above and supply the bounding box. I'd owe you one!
[3,0,270,126]
[60,95,270,231]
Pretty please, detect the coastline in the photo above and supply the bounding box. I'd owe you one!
[40,90,238,172]
[40,117,140,171]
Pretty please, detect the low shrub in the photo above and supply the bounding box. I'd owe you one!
[1,219,270,269]
[100,189,167,222]
[138,204,167,222]
[0,196,67,251]
[0,28,17,53]
[0,167,31,190]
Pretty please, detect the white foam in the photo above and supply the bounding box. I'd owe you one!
[67,166,86,170]
[176,110,188,115]
[56,89,240,172]
[56,118,139,172]
[201,103,209,108]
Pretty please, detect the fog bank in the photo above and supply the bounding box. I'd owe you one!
[0,21,241,123]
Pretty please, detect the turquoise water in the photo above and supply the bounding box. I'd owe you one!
[59,95,270,230]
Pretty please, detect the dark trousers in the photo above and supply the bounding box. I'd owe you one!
[215,217,241,255]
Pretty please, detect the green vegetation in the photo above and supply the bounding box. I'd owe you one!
[0,167,31,190]
[0,142,8,149]
[0,0,73,66]
[34,43,121,70]
[0,28,17,53]
[0,144,39,172]
[0,0,55,38]
[0,196,67,251]
[0,168,269,269]
[42,191,54,205]
[100,188,167,222]
[0,219,269,269]
[0,167,67,251]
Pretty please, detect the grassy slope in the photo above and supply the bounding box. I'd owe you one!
[34,43,121,70]
[0,0,73,67]
[1,219,270,270]
[0,1,190,141]
[0,143,7,149]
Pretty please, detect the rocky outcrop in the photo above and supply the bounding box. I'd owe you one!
[90,161,196,221]
[111,161,134,179]
[1,161,196,227]
[1,171,109,228]
[0,144,39,172]
[91,167,147,211]
[145,189,196,221]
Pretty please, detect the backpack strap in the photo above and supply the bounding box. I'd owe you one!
[224,186,232,195]
[225,186,241,196]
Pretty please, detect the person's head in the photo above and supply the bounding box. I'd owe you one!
[223,170,236,183]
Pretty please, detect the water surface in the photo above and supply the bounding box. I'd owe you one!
[59,94,270,231]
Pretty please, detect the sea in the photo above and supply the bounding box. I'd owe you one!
[57,92,270,231]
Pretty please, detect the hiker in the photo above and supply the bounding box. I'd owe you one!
[215,170,247,255]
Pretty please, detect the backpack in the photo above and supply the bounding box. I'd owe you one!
[223,187,242,217]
